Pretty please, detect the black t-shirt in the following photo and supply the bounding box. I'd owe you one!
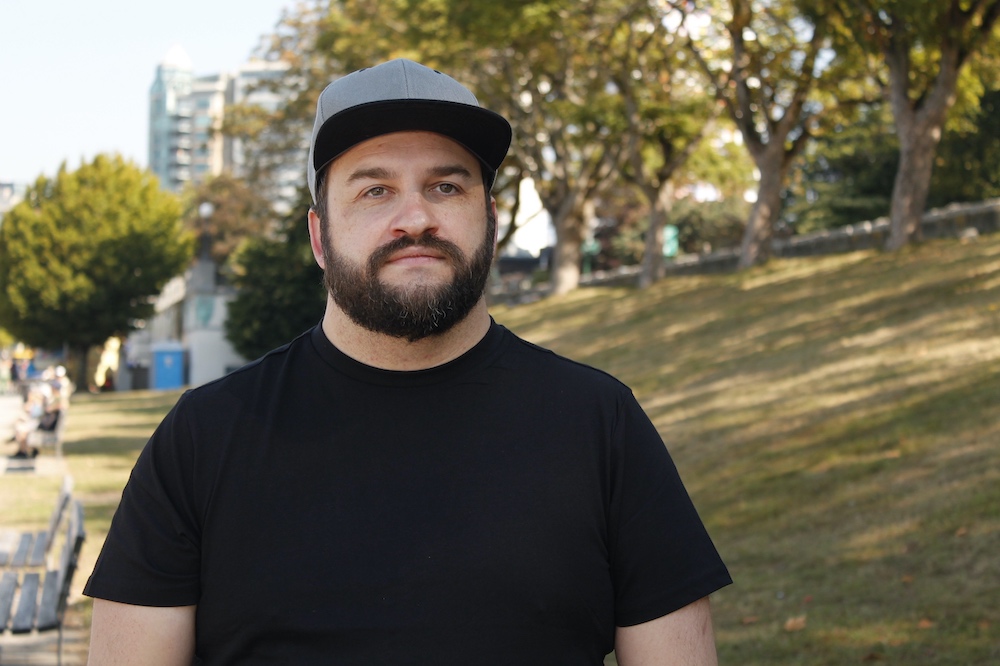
[85,322,731,664]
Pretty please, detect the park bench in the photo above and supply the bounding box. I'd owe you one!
[0,487,85,666]
[0,476,73,568]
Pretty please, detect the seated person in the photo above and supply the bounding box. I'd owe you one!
[9,382,57,459]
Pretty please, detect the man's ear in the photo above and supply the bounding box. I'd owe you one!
[307,208,326,269]
[490,196,499,249]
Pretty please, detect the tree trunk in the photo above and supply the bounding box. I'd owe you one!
[882,35,960,251]
[885,132,939,251]
[638,181,675,289]
[738,152,786,269]
[551,207,585,296]
[70,345,89,394]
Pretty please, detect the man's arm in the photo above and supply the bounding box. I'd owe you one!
[88,599,196,665]
[614,597,719,666]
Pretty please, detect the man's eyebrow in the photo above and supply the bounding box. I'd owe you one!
[344,164,474,183]
[429,164,475,180]
[346,167,395,183]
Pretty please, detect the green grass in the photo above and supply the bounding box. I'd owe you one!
[4,234,999,663]
[495,236,1000,664]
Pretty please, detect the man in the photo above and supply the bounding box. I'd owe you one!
[86,59,731,664]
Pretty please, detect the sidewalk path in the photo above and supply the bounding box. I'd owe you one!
[0,618,89,665]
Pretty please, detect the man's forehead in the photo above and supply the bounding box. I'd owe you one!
[331,131,484,177]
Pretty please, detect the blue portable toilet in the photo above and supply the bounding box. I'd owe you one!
[151,341,185,390]
[662,224,679,258]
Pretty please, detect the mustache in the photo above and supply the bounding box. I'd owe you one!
[367,232,466,271]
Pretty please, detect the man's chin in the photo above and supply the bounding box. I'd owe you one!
[378,265,455,291]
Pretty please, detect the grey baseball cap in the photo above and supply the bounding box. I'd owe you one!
[307,59,512,203]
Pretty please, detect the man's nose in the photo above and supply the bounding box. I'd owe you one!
[391,191,438,238]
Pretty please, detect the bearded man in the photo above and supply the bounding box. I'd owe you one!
[85,59,731,665]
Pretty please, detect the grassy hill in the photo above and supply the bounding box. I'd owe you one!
[493,235,1000,664]
[5,233,997,664]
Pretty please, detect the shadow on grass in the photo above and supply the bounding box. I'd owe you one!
[64,435,149,458]
[494,237,1000,665]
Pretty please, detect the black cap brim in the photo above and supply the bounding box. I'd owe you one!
[311,99,512,188]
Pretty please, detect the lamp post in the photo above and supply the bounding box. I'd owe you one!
[197,201,215,260]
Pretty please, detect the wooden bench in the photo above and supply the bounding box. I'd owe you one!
[0,476,73,568]
[0,500,86,665]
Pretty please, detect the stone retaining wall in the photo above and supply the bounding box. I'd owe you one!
[489,199,1000,299]
[664,198,1000,276]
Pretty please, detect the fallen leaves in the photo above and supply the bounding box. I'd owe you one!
[784,615,808,632]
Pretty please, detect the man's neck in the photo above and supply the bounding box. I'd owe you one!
[319,298,492,371]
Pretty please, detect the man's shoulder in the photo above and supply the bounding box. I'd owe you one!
[497,325,630,393]
[177,326,317,408]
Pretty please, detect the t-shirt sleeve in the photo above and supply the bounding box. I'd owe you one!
[83,394,203,606]
[609,390,732,626]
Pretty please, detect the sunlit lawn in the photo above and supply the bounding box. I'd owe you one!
[4,234,999,663]
[494,236,1000,665]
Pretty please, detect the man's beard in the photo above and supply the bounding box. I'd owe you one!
[321,216,495,342]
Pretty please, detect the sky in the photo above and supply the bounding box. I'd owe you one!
[0,0,295,185]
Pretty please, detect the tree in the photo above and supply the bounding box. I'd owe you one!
[615,2,721,288]
[688,0,873,268]
[832,0,1000,250]
[225,188,326,360]
[0,155,193,386]
[182,173,277,267]
[928,87,1000,207]
[782,104,899,232]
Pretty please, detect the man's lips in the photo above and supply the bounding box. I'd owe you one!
[385,247,447,264]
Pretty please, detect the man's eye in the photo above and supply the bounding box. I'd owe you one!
[366,186,387,197]
[437,183,457,194]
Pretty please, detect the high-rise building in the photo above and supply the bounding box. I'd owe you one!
[148,45,196,191]
[225,58,299,210]
[147,46,292,195]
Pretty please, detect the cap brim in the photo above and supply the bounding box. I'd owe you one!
[312,99,512,183]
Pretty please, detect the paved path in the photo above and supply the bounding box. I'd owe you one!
[0,619,89,665]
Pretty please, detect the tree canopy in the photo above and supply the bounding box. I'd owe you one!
[227,0,1000,291]
[224,188,326,360]
[181,173,277,266]
[0,154,193,381]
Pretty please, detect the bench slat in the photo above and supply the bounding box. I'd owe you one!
[55,502,87,620]
[28,529,49,567]
[0,571,17,630]
[44,478,73,553]
[11,572,39,633]
[35,569,61,631]
[10,533,34,568]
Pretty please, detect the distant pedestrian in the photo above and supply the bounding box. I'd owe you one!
[0,356,11,395]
